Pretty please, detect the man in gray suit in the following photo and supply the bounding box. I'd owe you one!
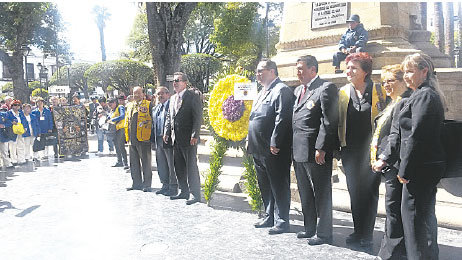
[248,59,295,235]
[163,72,203,205]
[152,86,177,196]
[293,55,339,245]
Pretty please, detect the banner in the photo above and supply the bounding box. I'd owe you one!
[53,105,89,156]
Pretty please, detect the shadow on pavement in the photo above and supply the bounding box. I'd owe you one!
[0,200,16,212]
[15,205,40,217]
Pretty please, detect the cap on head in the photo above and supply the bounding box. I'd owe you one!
[346,14,360,23]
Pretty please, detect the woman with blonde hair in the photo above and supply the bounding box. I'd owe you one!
[374,53,446,260]
[372,64,411,259]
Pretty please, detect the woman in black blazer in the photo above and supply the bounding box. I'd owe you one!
[371,64,411,259]
[375,53,446,260]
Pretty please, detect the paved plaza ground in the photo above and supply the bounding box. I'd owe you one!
[1,139,461,260]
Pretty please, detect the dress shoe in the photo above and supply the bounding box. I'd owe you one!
[123,165,129,170]
[345,232,361,244]
[268,225,289,235]
[359,238,373,248]
[170,193,190,200]
[156,188,168,195]
[307,236,332,245]
[186,197,200,205]
[112,162,123,167]
[143,187,152,192]
[296,231,315,239]
[254,219,273,228]
[163,190,177,196]
[126,187,142,191]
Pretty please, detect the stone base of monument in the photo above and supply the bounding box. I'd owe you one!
[273,27,452,76]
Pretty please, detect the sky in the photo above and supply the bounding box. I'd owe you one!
[57,1,139,64]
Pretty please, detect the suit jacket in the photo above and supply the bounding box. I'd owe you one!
[164,89,202,147]
[292,77,339,163]
[151,99,172,148]
[247,78,295,157]
[385,82,445,181]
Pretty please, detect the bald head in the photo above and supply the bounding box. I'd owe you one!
[133,86,144,102]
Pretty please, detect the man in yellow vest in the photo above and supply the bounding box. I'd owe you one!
[124,86,154,192]
[108,97,128,169]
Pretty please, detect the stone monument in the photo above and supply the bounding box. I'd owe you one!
[272,2,462,121]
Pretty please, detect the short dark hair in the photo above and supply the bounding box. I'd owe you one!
[98,97,107,103]
[107,98,118,105]
[259,59,278,76]
[297,55,318,73]
[174,72,188,82]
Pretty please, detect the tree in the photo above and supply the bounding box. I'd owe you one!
[459,3,462,66]
[49,63,91,98]
[182,3,224,55]
[0,3,66,102]
[85,60,154,95]
[126,7,151,62]
[444,2,455,67]
[146,2,197,89]
[434,2,445,53]
[420,3,427,30]
[93,5,111,62]
[180,53,221,93]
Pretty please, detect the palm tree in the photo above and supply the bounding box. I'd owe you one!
[434,2,445,53]
[92,5,111,61]
[444,2,454,67]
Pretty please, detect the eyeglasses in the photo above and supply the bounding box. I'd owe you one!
[381,79,399,85]
[173,79,185,83]
[256,68,269,74]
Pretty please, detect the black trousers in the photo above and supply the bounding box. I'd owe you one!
[294,160,333,239]
[129,141,152,189]
[332,47,366,67]
[114,129,128,166]
[401,164,444,260]
[341,146,381,240]
[253,152,291,228]
[174,144,201,199]
[378,168,406,260]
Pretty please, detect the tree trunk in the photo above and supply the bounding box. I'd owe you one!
[458,3,462,67]
[11,52,30,102]
[420,2,427,30]
[146,2,197,92]
[444,2,455,67]
[98,26,106,61]
[434,2,445,53]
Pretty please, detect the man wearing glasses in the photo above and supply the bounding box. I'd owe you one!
[163,72,202,205]
[248,59,295,234]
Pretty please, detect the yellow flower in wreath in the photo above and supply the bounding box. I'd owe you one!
[208,74,253,141]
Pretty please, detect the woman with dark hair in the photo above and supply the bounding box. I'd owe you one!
[374,53,446,260]
[372,64,412,259]
[338,52,384,251]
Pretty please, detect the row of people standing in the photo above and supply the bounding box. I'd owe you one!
[124,72,203,207]
[0,97,54,168]
[247,53,447,260]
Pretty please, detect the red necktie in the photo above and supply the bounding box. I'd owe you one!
[298,85,307,104]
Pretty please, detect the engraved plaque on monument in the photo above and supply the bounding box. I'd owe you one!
[311,2,348,29]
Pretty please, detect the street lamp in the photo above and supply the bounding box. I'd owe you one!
[20,45,31,89]
[37,62,49,101]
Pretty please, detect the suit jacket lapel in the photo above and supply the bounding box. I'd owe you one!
[295,78,320,112]
[253,78,279,111]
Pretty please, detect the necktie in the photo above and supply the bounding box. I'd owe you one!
[175,95,182,113]
[298,85,307,104]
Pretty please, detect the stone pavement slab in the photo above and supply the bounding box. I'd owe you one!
[0,139,461,259]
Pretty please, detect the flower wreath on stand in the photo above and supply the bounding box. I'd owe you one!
[204,74,262,212]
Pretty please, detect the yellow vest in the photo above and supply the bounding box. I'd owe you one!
[110,105,126,130]
[125,100,152,142]
[338,83,386,147]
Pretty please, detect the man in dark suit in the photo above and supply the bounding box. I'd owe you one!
[163,72,203,205]
[292,55,339,245]
[152,86,177,196]
[248,59,295,235]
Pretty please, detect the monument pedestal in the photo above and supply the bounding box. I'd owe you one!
[272,2,451,76]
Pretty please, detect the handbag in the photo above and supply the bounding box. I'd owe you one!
[33,137,46,152]
[44,133,58,146]
[441,120,462,178]
[0,127,15,140]
[12,123,25,135]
